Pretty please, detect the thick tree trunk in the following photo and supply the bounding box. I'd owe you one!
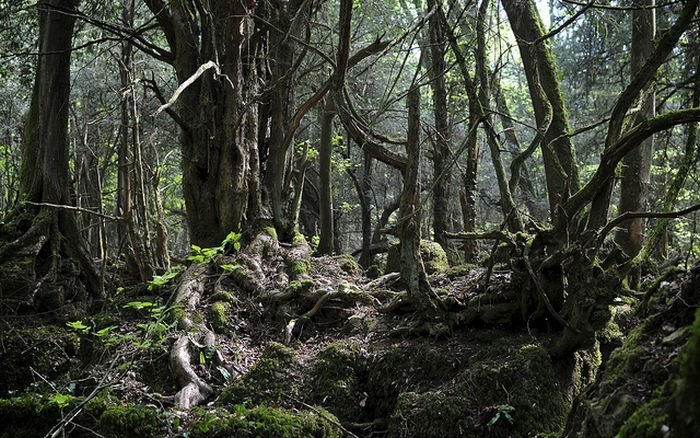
[616,0,656,257]
[0,0,101,311]
[145,0,259,247]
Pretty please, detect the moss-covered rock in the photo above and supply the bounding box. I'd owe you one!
[98,402,168,437]
[210,301,231,333]
[221,342,301,407]
[0,393,168,438]
[306,341,366,421]
[387,344,567,437]
[386,240,449,275]
[673,308,700,436]
[445,263,476,279]
[564,265,700,437]
[333,254,363,276]
[290,260,311,278]
[0,395,62,438]
[0,325,80,395]
[190,405,342,438]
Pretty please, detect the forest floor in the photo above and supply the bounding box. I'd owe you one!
[1,235,699,437]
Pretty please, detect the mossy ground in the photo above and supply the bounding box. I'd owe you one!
[384,340,567,437]
[8,245,698,437]
[564,265,700,437]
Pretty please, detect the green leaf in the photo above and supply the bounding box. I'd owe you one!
[49,393,75,409]
[66,320,90,334]
[123,301,155,310]
[95,326,116,338]
[199,351,206,364]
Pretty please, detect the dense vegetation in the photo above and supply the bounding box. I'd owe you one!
[1,0,700,436]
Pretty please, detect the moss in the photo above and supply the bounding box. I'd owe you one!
[290,260,311,278]
[292,230,307,246]
[386,343,567,437]
[0,325,80,395]
[307,341,365,421]
[264,226,279,242]
[0,395,61,438]
[389,391,471,437]
[386,240,449,275]
[673,308,700,435]
[333,254,362,276]
[220,342,301,407]
[98,403,168,437]
[507,344,567,434]
[211,290,237,304]
[289,278,315,294]
[170,306,186,325]
[446,263,476,279]
[190,405,342,438]
[600,325,646,391]
[210,301,231,333]
[617,394,670,438]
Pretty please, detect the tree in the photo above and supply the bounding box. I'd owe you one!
[616,0,656,257]
[144,0,260,247]
[0,0,101,311]
[426,0,451,251]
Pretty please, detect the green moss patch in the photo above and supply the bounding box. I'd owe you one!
[333,254,363,276]
[210,301,231,334]
[386,240,449,275]
[221,342,301,407]
[190,405,342,438]
[98,402,168,437]
[386,343,567,437]
[0,394,168,438]
[306,341,366,421]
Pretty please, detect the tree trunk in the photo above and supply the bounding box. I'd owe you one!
[145,0,259,247]
[502,0,580,221]
[399,87,436,307]
[427,0,451,251]
[359,152,374,268]
[0,0,101,311]
[318,99,336,255]
[615,0,656,257]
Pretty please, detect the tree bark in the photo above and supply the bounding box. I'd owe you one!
[399,87,437,307]
[1,0,101,310]
[615,0,656,257]
[502,0,580,220]
[145,0,259,247]
[427,0,451,251]
[318,99,336,255]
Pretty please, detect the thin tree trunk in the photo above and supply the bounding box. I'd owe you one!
[615,0,656,256]
[318,99,336,255]
[502,0,580,221]
[427,0,451,251]
[360,152,373,268]
[399,87,436,307]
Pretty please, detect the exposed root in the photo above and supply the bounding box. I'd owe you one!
[169,264,220,409]
[285,289,332,344]
[363,272,401,290]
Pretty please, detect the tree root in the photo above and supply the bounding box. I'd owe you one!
[170,264,221,409]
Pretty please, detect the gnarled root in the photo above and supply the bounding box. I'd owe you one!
[169,264,225,409]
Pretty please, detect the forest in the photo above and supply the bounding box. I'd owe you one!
[1,0,700,436]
